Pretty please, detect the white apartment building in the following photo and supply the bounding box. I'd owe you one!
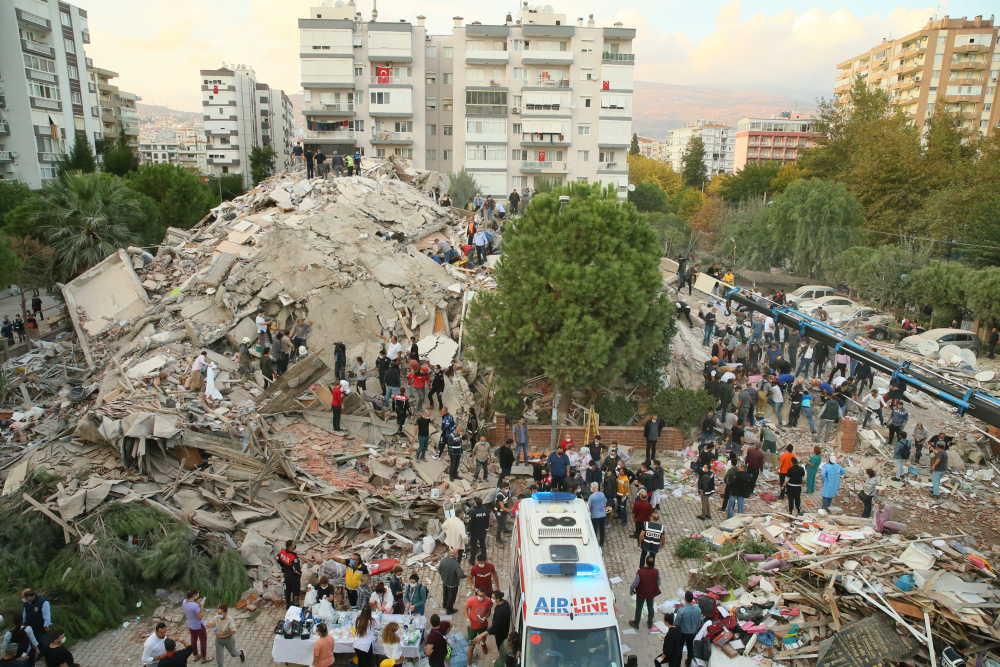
[176,127,207,149]
[299,1,634,199]
[199,65,292,185]
[1,0,106,187]
[139,142,178,165]
[663,120,735,177]
[258,84,295,172]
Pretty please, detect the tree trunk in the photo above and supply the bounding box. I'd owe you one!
[550,386,560,448]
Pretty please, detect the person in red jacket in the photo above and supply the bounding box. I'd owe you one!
[409,365,430,412]
[330,381,344,432]
[629,556,661,630]
[631,490,653,539]
[745,441,764,494]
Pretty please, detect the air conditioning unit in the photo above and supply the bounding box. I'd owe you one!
[512,107,521,114]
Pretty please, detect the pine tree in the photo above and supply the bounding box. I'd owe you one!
[466,182,673,436]
[58,133,98,176]
[102,129,140,176]
[629,133,640,156]
[249,145,277,185]
[446,168,480,210]
[905,261,968,325]
[681,138,708,188]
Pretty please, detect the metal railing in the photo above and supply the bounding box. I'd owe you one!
[31,97,61,110]
[520,160,567,170]
[529,77,571,87]
[0,123,9,135]
[369,76,412,85]
[304,102,355,112]
[371,131,413,141]
[306,129,357,140]
[466,78,508,87]
[602,52,635,61]
[21,39,54,57]
[0,152,12,162]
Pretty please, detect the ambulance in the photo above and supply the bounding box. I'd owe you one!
[508,492,635,667]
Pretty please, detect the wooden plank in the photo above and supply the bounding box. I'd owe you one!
[256,350,329,413]
[199,252,237,287]
[22,493,80,542]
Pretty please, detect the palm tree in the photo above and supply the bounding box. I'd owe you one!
[25,173,141,281]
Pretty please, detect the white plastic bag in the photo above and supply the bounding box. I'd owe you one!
[313,599,335,621]
[302,587,318,609]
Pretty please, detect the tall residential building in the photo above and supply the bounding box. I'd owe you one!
[733,112,821,172]
[636,135,661,160]
[834,15,999,136]
[258,85,295,173]
[176,127,208,149]
[663,120,735,176]
[298,1,635,199]
[1,0,106,187]
[139,142,178,165]
[200,65,292,185]
[86,66,141,151]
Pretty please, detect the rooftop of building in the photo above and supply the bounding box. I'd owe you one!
[837,14,996,67]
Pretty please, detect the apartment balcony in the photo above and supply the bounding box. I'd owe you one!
[303,102,356,117]
[521,51,573,65]
[21,39,55,58]
[952,60,987,70]
[520,133,570,147]
[522,104,568,115]
[369,76,412,86]
[523,77,571,89]
[466,104,506,115]
[890,78,922,91]
[30,97,62,111]
[602,52,635,63]
[953,44,989,53]
[305,129,357,143]
[206,154,240,166]
[367,48,413,62]
[598,137,631,148]
[38,152,62,163]
[82,30,90,44]
[86,57,93,67]
[16,8,51,30]
[600,105,630,118]
[466,159,508,171]
[898,43,926,57]
[370,131,413,144]
[942,93,981,103]
[301,75,355,89]
[465,51,509,64]
[896,61,924,75]
[519,160,568,173]
[300,46,353,57]
[368,104,413,117]
[0,152,12,162]
[0,122,9,136]
[597,162,627,174]
[466,78,508,88]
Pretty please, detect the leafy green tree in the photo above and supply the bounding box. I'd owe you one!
[769,164,804,194]
[851,245,926,308]
[905,261,968,326]
[823,245,876,287]
[534,177,557,194]
[966,267,1000,327]
[681,138,708,188]
[718,162,781,203]
[126,164,216,230]
[722,209,784,272]
[648,213,690,256]
[466,182,673,434]
[623,313,677,394]
[650,387,718,431]
[0,237,23,291]
[217,174,247,203]
[629,133,640,156]
[628,182,669,212]
[628,154,682,196]
[102,129,140,177]
[249,145,277,186]
[962,193,1000,267]
[23,173,142,280]
[446,168,480,210]
[674,187,705,219]
[58,134,97,176]
[0,180,31,230]
[766,179,865,279]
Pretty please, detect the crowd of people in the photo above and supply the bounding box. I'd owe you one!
[0,292,48,349]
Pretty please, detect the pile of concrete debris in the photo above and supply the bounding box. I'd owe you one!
[0,158,499,605]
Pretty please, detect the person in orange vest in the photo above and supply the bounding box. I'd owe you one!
[277,540,302,607]
[466,219,476,246]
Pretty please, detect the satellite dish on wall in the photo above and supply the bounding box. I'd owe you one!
[627,184,636,192]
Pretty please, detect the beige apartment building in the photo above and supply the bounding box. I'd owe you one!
[299,0,634,199]
[663,120,735,176]
[835,15,999,136]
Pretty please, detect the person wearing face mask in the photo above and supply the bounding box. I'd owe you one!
[40,628,77,667]
[155,637,194,667]
[208,604,245,666]
[404,572,428,616]
[465,587,493,665]
[276,541,302,609]
[343,554,369,609]
[21,590,50,646]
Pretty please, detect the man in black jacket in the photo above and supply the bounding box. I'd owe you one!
[383,362,401,407]
[644,415,663,464]
[507,189,520,216]
[696,464,715,521]
[726,463,752,519]
[497,439,515,479]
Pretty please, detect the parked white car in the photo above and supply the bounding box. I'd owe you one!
[787,285,837,308]
[798,295,861,319]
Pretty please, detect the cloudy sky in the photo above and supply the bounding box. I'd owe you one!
[80,0,986,110]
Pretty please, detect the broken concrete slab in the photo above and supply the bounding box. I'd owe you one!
[419,335,459,369]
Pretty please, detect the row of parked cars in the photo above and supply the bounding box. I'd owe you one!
[783,284,983,356]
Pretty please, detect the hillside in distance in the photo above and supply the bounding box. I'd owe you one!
[632,81,821,139]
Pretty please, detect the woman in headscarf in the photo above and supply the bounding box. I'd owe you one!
[820,454,846,511]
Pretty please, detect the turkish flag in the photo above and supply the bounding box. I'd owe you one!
[602,81,610,90]
[538,151,546,162]
[213,85,219,94]
[377,67,390,84]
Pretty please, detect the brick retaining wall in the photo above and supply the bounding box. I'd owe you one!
[487,413,685,456]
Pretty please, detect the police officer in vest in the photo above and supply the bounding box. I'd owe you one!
[448,427,465,482]
[276,540,302,608]
[638,512,665,568]
[22,589,51,643]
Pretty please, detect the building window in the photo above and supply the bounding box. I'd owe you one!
[426,46,437,59]
[443,98,453,110]
[578,124,590,135]
[355,67,363,77]
[426,124,436,135]
[578,150,589,162]
[67,65,79,80]
[443,125,453,135]
[443,73,453,85]
[371,91,391,104]
[393,121,413,133]
[426,97,436,109]
[40,165,59,180]
[576,176,588,183]
[443,47,453,58]
[24,54,57,74]
[443,149,453,160]
[932,70,941,79]
[599,150,615,163]
[27,81,61,100]
[72,92,82,104]
[64,38,76,54]
[937,36,946,47]
[60,11,72,26]
[376,147,387,157]
[512,123,521,134]
[580,68,594,81]
[427,72,437,85]
[465,91,505,114]
[426,149,437,160]
[467,40,485,51]
[511,149,527,161]
[581,39,594,53]
[394,148,413,159]
[581,96,591,108]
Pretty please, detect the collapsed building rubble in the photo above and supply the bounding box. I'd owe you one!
[0,158,501,618]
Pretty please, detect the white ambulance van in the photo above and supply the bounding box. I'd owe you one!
[509,491,635,667]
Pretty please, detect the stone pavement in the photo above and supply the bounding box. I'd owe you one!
[68,459,815,667]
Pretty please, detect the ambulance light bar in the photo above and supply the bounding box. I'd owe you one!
[531,492,576,501]
[536,563,601,576]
